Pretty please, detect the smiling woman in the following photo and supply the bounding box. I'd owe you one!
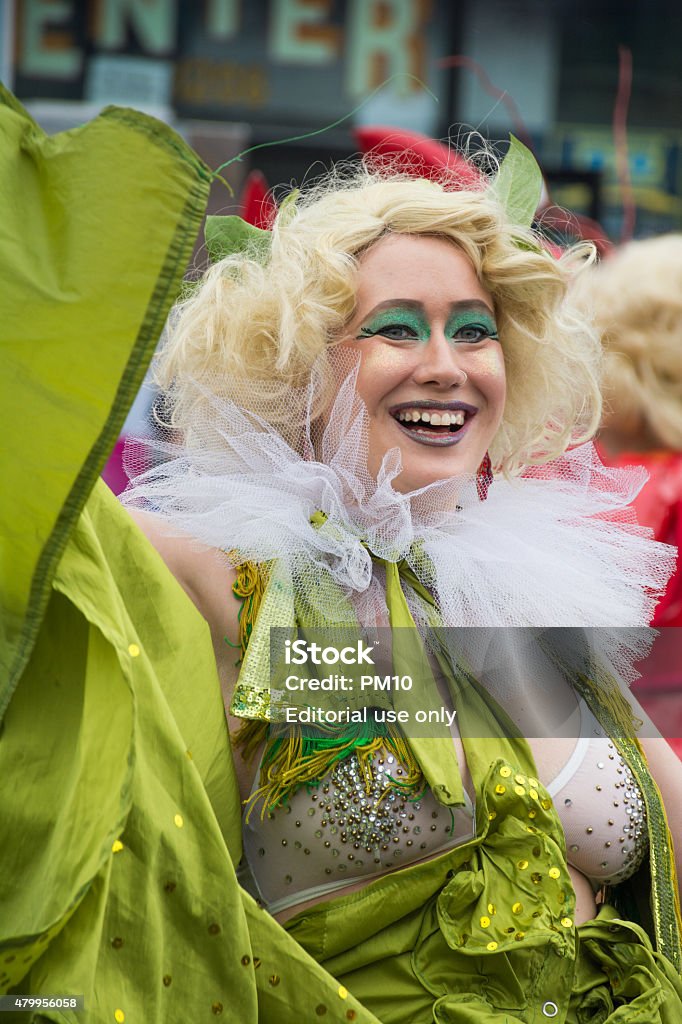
[116,159,682,1022]
[340,234,506,488]
[6,95,682,1024]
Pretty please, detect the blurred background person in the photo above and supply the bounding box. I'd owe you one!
[574,236,682,750]
[577,235,682,627]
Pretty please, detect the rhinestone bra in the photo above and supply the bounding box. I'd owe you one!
[240,700,648,915]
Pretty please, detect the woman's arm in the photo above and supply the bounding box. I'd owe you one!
[127,508,241,670]
[126,508,261,798]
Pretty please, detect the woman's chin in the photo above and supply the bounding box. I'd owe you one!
[364,424,488,493]
[370,420,487,489]
[392,453,480,494]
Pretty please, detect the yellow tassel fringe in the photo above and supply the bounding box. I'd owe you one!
[243,723,426,822]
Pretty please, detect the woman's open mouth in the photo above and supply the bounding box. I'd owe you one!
[389,403,476,447]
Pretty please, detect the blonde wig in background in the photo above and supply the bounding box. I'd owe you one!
[156,166,602,475]
[572,234,682,450]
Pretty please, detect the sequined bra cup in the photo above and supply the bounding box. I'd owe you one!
[241,700,648,915]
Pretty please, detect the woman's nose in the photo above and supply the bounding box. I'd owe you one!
[411,332,468,388]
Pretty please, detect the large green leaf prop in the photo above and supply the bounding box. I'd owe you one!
[0,86,210,714]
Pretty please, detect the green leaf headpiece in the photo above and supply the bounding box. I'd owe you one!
[205,135,543,263]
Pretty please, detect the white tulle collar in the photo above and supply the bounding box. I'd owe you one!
[122,360,674,640]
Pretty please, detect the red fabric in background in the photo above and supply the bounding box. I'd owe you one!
[240,170,277,228]
[599,448,682,755]
[606,450,682,628]
[353,126,484,189]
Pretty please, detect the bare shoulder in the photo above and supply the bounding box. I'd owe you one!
[126,507,240,650]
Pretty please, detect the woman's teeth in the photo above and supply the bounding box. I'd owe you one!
[396,409,465,427]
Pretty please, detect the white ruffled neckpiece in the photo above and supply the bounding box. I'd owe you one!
[121,361,674,690]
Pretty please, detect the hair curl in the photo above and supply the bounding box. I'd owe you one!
[572,234,682,450]
[156,165,601,475]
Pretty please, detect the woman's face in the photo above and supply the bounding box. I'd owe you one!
[338,234,506,492]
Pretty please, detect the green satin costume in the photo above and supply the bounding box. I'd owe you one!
[0,85,378,1024]
[284,731,682,1024]
[1,85,682,1023]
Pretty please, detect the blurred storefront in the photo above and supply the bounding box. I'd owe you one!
[4,0,459,209]
[4,0,682,239]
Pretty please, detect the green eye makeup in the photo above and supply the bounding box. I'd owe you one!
[357,306,430,341]
[445,310,499,342]
[356,304,499,344]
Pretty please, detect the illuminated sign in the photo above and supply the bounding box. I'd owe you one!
[12,0,454,132]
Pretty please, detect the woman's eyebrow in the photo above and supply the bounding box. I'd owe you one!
[359,298,495,319]
[360,299,425,318]
[447,300,496,317]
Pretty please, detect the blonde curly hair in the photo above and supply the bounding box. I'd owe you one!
[156,167,601,475]
[572,234,682,450]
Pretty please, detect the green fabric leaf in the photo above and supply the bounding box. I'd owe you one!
[492,135,543,230]
[0,85,210,718]
[205,214,271,263]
